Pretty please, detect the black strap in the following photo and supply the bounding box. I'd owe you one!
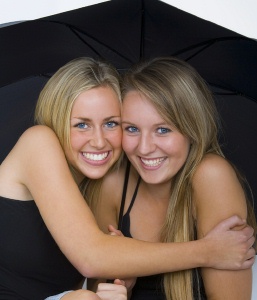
[126,176,141,216]
[107,161,131,284]
[118,160,141,231]
[117,160,131,230]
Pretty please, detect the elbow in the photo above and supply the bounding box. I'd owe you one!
[76,258,105,279]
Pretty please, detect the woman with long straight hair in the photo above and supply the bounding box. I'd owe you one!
[90,56,257,299]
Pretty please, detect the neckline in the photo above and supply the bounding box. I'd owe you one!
[0,195,34,202]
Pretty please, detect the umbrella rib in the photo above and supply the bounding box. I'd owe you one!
[140,0,145,58]
[184,42,215,61]
[209,82,257,104]
[172,36,254,61]
[40,20,134,64]
[0,74,52,89]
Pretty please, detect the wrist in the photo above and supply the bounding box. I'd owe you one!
[195,238,210,268]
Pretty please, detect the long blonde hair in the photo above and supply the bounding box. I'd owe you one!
[122,56,256,299]
[34,57,122,207]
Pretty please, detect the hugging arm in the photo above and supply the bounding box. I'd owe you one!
[18,127,254,280]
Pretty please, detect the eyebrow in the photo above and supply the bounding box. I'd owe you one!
[72,116,120,122]
[122,120,169,127]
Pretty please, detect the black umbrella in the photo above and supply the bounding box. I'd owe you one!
[1,0,257,215]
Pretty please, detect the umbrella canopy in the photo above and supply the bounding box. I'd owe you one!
[1,0,257,215]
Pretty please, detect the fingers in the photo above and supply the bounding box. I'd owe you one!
[245,236,255,252]
[216,215,246,231]
[113,279,126,286]
[241,225,254,241]
[245,246,256,261]
[204,215,256,270]
[97,281,127,299]
[108,225,123,236]
[240,254,256,270]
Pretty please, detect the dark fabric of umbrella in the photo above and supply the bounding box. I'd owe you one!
[1,0,257,215]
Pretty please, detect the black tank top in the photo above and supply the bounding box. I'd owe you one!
[118,162,165,300]
[118,162,206,300]
[0,196,83,300]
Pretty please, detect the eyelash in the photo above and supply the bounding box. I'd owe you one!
[124,126,171,134]
[105,120,120,128]
[75,122,88,129]
[124,126,138,133]
[74,120,120,129]
[157,127,171,134]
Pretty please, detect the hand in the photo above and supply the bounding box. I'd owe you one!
[203,215,256,270]
[96,279,127,300]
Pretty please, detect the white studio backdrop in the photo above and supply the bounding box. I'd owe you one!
[0,0,257,39]
[1,0,257,296]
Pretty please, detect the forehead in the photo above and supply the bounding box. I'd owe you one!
[72,86,121,116]
[122,91,159,116]
[122,90,178,129]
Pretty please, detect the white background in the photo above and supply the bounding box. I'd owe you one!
[0,0,257,39]
[1,0,257,295]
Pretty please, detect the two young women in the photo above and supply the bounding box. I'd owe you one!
[0,57,255,300]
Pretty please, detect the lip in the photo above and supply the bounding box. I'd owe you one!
[81,151,111,166]
[139,156,166,170]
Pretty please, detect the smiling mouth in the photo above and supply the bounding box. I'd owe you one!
[82,152,109,161]
[140,157,165,167]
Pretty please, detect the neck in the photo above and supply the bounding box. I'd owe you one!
[131,166,171,203]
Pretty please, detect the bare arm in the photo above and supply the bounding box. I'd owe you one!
[193,154,254,299]
[7,126,254,279]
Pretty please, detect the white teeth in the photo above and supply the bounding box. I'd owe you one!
[141,157,165,167]
[82,152,108,161]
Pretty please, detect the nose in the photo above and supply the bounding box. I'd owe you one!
[89,127,107,149]
[137,132,156,155]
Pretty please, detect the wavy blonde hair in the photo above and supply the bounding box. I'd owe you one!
[34,57,122,207]
[122,56,256,299]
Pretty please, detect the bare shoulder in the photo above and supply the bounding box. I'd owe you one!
[0,125,64,199]
[17,125,60,147]
[2,125,58,157]
[194,153,235,177]
[192,154,247,233]
[6,125,64,170]
[192,153,238,188]
[12,125,65,165]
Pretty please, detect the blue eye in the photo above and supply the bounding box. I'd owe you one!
[157,127,170,134]
[126,126,138,133]
[76,123,88,129]
[105,121,119,128]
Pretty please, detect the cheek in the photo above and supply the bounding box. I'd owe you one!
[176,138,191,160]
[164,136,190,158]
[122,135,135,154]
[70,131,83,150]
[109,129,122,149]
